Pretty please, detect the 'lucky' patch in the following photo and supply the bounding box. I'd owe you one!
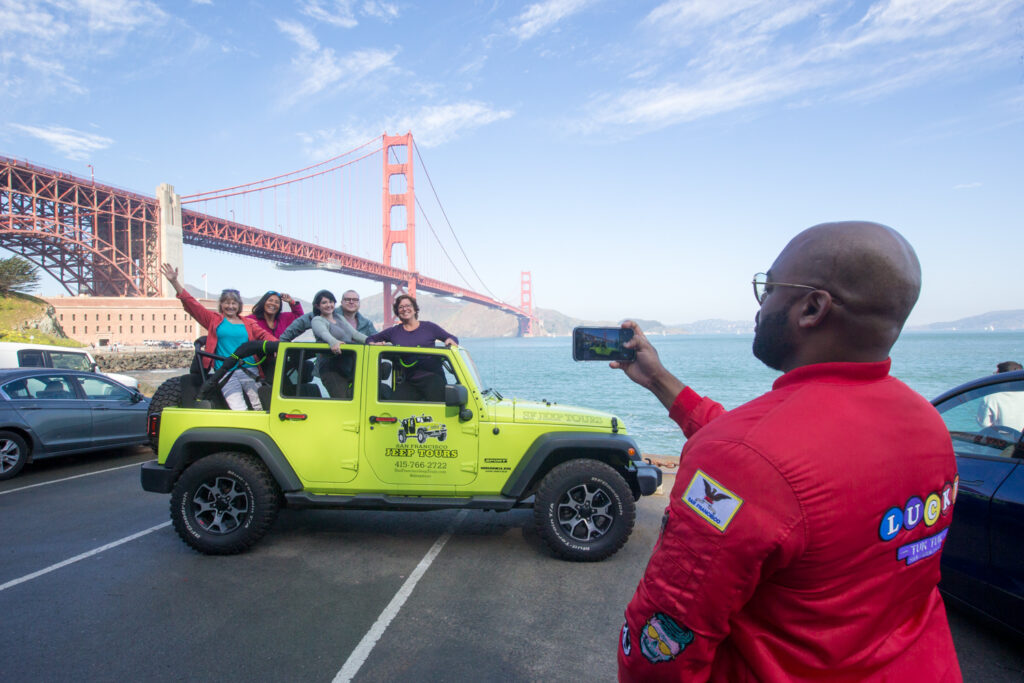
[682,470,743,532]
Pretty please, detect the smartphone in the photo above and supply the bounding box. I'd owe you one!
[572,326,636,362]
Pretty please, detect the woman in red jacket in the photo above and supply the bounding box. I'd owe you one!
[245,290,303,337]
[161,263,275,410]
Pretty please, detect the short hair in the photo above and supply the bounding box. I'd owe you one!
[996,361,1023,373]
[218,289,242,313]
[312,289,336,316]
[392,294,419,318]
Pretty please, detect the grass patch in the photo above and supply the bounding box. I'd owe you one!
[0,293,82,347]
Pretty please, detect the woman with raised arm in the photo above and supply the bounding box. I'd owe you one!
[161,263,274,410]
[245,290,303,338]
[365,294,458,401]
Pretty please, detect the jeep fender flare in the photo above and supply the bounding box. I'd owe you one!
[165,428,303,492]
[501,432,642,499]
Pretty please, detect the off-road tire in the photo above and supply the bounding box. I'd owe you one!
[170,451,280,555]
[147,375,187,450]
[417,429,427,443]
[397,431,407,443]
[0,430,30,481]
[534,459,635,562]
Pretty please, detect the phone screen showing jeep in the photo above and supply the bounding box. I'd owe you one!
[572,327,636,362]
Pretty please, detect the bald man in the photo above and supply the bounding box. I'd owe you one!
[615,222,961,681]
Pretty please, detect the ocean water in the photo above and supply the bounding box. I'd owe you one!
[462,332,1024,457]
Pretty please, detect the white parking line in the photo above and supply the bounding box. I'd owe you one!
[333,509,469,683]
[0,461,143,496]
[0,521,171,593]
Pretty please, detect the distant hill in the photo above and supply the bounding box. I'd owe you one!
[910,309,1024,332]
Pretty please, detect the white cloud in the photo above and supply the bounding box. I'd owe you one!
[275,18,397,102]
[75,0,167,32]
[299,101,514,158]
[393,102,514,147]
[511,0,594,41]
[11,124,114,160]
[587,0,1021,134]
[361,1,398,22]
[301,0,358,28]
[953,182,982,190]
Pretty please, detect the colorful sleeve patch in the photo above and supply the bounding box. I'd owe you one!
[640,613,694,663]
[620,621,632,657]
[682,469,744,532]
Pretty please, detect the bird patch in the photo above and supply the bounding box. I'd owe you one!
[682,470,743,532]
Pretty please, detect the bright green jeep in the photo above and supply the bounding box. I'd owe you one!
[141,341,661,561]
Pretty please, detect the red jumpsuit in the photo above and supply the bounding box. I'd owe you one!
[618,361,962,682]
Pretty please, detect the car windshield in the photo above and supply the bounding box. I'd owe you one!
[935,378,1024,458]
[458,347,498,398]
[49,351,92,372]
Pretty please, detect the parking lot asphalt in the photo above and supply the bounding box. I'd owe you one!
[2,453,1022,682]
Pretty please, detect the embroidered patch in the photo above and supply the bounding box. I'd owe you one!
[682,469,743,532]
[897,528,949,566]
[620,622,632,657]
[640,613,694,664]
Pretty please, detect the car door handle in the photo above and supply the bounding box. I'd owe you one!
[278,412,307,421]
[369,415,397,424]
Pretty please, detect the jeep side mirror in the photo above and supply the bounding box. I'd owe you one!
[445,384,468,407]
[445,384,473,421]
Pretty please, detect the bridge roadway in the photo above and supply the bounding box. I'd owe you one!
[1,449,1021,681]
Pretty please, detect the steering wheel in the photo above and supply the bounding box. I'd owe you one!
[977,424,1022,444]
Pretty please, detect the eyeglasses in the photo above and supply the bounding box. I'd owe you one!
[396,305,414,311]
[342,297,360,302]
[752,273,840,305]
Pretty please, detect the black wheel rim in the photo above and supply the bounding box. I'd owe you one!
[0,439,21,474]
[190,475,250,534]
[556,483,614,541]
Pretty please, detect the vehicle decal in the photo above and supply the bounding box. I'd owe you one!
[681,469,743,532]
[517,410,605,425]
[395,414,448,444]
[639,613,694,663]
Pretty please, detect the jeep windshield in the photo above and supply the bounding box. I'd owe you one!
[459,347,501,400]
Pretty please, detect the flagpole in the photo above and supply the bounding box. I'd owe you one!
[202,273,208,300]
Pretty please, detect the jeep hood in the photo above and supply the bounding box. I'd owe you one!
[488,398,622,431]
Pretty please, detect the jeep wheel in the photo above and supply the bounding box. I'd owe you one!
[438,432,447,442]
[170,452,280,555]
[534,459,635,562]
[397,431,407,444]
[0,431,30,481]
[147,375,187,450]
[417,429,426,443]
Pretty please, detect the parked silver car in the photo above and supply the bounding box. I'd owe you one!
[0,368,149,480]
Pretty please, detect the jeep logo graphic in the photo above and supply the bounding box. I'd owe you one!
[395,414,449,444]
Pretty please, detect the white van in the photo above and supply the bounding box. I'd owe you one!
[0,342,139,389]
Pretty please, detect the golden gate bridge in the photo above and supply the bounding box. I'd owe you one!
[0,133,536,334]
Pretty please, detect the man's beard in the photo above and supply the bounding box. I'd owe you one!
[752,308,795,371]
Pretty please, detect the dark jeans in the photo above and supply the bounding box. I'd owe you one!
[394,371,444,402]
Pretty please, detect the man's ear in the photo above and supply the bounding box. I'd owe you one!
[796,291,833,329]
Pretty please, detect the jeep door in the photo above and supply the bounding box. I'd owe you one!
[268,346,361,486]
[363,348,478,491]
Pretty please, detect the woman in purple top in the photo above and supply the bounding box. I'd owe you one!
[366,294,458,401]
[245,290,304,338]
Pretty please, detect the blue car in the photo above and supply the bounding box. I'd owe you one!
[932,369,1024,637]
[0,368,150,480]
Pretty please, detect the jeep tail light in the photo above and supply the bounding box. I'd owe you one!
[147,413,160,439]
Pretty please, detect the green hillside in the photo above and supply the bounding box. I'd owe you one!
[0,293,82,346]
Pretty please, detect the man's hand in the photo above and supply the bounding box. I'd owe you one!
[611,320,686,410]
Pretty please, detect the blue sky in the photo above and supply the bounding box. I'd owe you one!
[2,0,1022,326]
